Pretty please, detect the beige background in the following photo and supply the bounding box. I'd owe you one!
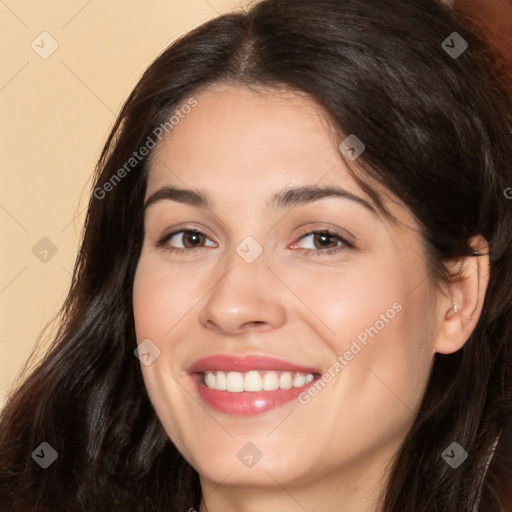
[0,0,253,408]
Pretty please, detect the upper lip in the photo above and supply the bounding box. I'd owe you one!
[187,355,321,374]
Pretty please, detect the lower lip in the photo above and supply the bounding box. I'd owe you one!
[192,374,318,416]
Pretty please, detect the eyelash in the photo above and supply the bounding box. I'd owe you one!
[155,227,354,257]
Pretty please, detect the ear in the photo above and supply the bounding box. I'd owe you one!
[433,235,490,355]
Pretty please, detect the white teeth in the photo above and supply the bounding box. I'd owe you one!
[262,371,279,391]
[205,372,216,389]
[202,370,315,392]
[293,373,306,387]
[216,371,227,391]
[226,371,244,392]
[244,371,263,392]
[280,372,293,390]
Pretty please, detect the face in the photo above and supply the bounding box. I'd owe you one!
[132,84,440,496]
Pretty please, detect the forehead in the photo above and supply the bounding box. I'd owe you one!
[145,84,410,229]
[147,85,349,189]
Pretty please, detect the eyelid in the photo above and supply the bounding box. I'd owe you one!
[291,224,355,247]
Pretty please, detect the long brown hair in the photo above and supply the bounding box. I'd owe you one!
[1,0,511,510]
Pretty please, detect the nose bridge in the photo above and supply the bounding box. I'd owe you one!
[198,240,287,333]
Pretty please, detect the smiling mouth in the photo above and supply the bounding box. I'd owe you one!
[188,355,323,416]
[199,370,316,392]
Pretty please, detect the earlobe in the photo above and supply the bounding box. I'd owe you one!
[434,235,490,355]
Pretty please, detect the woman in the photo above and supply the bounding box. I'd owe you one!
[1,0,511,510]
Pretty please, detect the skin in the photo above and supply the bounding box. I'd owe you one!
[132,84,489,512]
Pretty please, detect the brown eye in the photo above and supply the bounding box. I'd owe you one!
[156,229,216,254]
[180,231,206,248]
[290,229,354,256]
[311,232,340,249]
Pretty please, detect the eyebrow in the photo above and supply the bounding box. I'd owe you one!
[143,185,377,214]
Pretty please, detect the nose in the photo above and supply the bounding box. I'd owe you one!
[198,253,287,336]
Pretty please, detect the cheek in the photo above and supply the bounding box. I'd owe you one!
[132,261,179,399]
[279,258,412,351]
[132,256,190,340]
[132,259,200,457]
[283,255,436,407]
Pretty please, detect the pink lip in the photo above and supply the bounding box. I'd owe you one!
[188,355,320,374]
[188,355,321,416]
